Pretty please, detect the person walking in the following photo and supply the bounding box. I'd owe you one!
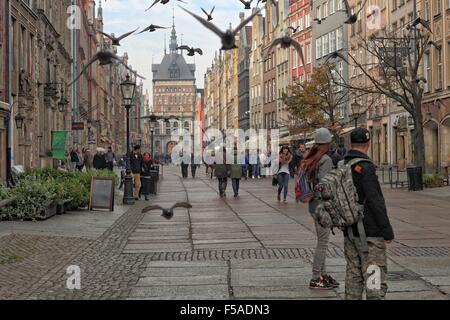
[70,147,79,172]
[343,128,394,300]
[141,152,153,201]
[130,145,144,200]
[300,128,339,290]
[250,151,261,179]
[191,154,198,178]
[84,149,93,170]
[105,147,116,171]
[215,155,230,198]
[76,148,85,171]
[93,149,107,170]
[230,163,243,198]
[277,146,293,203]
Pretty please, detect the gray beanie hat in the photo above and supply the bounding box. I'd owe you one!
[314,128,333,144]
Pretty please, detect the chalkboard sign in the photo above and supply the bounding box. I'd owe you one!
[89,177,115,211]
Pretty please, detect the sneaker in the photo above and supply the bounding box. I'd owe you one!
[322,274,340,288]
[309,276,334,290]
[277,195,281,202]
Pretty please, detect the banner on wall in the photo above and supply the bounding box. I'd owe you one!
[51,131,68,160]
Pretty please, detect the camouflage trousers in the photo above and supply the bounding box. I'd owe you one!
[344,237,388,300]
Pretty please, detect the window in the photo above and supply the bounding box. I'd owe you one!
[435,0,441,15]
[359,47,364,75]
[316,37,322,59]
[316,5,321,20]
[336,28,343,50]
[305,43,311,64]
[337,61,344,92]
[424,52,431,92]
[293,48,298,68]
[392,0,397,11]
[337,0,343,10]
[305,13,310,28]
[329,0,335,14]
[322,34,329,56]
[298,15,303,31]
[436,48,443,90]
[329,30,336,53]
[322,2,328,18]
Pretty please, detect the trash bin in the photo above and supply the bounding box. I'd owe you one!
[149,170,159,194]
[140,175,153,197]
[407,166,423,191]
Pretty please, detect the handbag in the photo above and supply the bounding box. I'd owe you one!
[272,174,279,186]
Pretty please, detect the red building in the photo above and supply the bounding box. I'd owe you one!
[289,0,313,83]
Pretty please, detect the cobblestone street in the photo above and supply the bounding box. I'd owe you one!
[1,166,450,300]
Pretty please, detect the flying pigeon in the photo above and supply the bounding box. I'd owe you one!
[97,27,139,46]
[180,6,261,50]
[201,6,215,21]
[288,26,299,33]
[177,45,203,56]
[145,0,186,11]
[264,35,305,67]
[142,202,192,220]
[68,50,145,86]
[240,0,253,10]
[137,24,167,34]
[342,0,368,24]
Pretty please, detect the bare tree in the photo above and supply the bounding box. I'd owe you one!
[326,24,432,169]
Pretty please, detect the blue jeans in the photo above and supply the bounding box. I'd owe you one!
[277,173,290,199]
[252,164,260,178]
[232,178,240,195]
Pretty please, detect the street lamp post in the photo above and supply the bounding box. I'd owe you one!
[351,100,362,128]
[121,74,137,205]
[150,127,155,159]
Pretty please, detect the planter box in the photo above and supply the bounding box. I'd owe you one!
[56,199,73,215]
[425,179,445,188]
[37,202,57,220]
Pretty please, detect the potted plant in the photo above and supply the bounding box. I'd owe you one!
[423,173,445,188]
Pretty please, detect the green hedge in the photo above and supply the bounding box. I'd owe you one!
[0,168,119,221]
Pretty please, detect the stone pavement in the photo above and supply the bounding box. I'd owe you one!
[0,166,450,299]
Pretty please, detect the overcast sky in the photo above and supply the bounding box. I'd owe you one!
[102,0,262,97]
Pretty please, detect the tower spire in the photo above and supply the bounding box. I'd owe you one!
[169,8,178,54]
[164,33,167,55]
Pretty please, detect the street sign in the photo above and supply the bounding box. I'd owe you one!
[72,122,85,131]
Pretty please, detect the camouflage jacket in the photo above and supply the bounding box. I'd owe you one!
[344,150,395,241]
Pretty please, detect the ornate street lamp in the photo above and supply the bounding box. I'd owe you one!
[14,113,25,130]
[58,90,69,113]
[120,74,137,205]
[351,100,362,128]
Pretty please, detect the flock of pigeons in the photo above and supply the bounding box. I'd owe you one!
[66,0,374,133]
[69,0,366,89]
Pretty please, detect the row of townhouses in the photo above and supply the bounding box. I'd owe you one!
[0,0,146,183]
[203,0,450,173]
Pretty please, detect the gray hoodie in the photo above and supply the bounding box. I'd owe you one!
[308,154,333,216]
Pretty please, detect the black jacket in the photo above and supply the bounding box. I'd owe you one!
[130,153,144,174]
[344,150,395,241]
[70,151,79,163]
[93,154,107,170]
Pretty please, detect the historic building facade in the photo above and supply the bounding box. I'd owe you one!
[238,16,252,131]
[249,9,265,131]
[152,20,196,155]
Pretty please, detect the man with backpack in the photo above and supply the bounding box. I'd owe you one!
[342,128,394,300]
